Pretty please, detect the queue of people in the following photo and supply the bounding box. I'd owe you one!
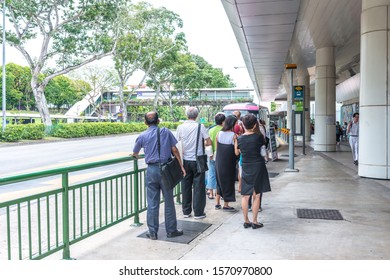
[132,107,272,240]
[132,108,363,240]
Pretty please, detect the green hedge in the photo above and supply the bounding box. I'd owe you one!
[51,122,147,138]
[51,122,182,138]
[0,121,209,142]
[1,124,45,142]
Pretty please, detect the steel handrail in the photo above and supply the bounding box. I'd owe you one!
[0,154,153,260]
[0,155,143,186]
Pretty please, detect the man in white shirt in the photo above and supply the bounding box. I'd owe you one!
[347,112,359,165]
[176,107,212,219]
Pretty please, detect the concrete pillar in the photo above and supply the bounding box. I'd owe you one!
[314,47,336,152]
[298,73,311,142]
[360,0,390,179]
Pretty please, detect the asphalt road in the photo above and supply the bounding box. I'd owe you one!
[0,134,139,177]
[0,134,142,196]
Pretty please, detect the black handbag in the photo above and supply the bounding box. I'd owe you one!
[157,128,183,189]
[160,157,183,190]
[195,124,208,173]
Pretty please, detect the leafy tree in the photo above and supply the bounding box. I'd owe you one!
[0,69,21,110]
[113,2,186,122]
[145,52,235,119]
[146,52,196,121]
[186,55,235,90]
[127,104,151,122]
[126,103,185,122]
[271,102,277,112]
[0,63,33,110]
[72,79,93,98]
[157,105,186,122]
[1,0,125,129]
[145,47,181,112]
[45,75,85,111]
[172,53,199,95]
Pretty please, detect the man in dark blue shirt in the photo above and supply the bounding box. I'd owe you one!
[133,111,186,240]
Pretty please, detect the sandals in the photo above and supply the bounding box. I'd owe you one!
[244,222,264,229]
[251,223,264,229]
[243,222,252,229]
[222,206,236,212]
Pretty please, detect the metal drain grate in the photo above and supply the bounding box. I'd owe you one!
[297,209,343,220]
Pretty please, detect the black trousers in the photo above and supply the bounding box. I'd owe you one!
[181,160,206,217]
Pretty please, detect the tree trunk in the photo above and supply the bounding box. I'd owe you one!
[169,95,175,121]
[31,81,52,130]
[118,80,128,123]
[153,84,161,111]
[122,103,128,123]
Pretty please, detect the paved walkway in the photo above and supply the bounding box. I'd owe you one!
[47,139,390,260]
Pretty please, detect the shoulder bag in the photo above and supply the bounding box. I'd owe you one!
[195,124,209,173]
[157,128,183,189]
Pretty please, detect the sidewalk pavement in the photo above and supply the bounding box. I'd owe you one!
[48,139,390,260]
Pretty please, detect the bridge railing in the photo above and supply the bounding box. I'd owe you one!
[0,156,182,260]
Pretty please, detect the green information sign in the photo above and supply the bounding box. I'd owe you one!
[295,101,303,112]
[294,85,305,100]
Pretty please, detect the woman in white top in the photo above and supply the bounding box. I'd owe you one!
[215,115,238,211]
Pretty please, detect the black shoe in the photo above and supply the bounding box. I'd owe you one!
[251,223,264,229]
[146,232,158,240]
[167,229,183,238]
[243,222,252,229]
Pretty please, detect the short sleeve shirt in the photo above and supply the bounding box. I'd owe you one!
[208,125,222,153]
[176,120,210,161]
[133,125,177,164]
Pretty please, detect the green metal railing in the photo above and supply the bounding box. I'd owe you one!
[0,156,182,260]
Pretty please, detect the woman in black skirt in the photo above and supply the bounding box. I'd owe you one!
[235,114,271,229]
[215,115,238,211]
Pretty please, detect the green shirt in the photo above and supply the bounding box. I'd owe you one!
[208,125,223,153]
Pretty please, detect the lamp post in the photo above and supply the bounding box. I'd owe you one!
[285,63,299,172]
[1,0,6,132]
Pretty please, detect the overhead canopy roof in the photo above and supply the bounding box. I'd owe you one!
[221,0,361,102]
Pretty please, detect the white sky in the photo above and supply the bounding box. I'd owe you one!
[2,0,253,88]
[138,0,253,88]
